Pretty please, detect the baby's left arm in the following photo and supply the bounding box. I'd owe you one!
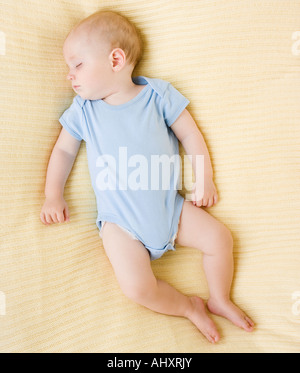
[171,109,218,208]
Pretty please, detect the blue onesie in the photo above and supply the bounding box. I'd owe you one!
[59,76,190,260]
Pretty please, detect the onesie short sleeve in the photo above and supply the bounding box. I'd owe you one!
[162,83,190,127]
[59,96,85,141]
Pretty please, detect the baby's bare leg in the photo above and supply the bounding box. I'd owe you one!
[175,201,254,332]
[102,222,220,343]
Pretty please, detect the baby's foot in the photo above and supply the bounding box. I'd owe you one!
[186,296,220,344]
[207,298,254,332]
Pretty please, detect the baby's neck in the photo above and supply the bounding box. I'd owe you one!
[103,76,143,106]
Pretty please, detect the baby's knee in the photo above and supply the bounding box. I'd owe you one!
[211,224,233,253]
[121,278,157,304]
[220,225,233,250]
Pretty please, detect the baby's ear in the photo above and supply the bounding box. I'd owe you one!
[109,48,126,71]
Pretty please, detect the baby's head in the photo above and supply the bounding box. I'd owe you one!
[63,10,143,100]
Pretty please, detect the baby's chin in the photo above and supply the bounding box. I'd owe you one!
[75,92,101,101]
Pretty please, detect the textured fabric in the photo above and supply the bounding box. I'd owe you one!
[0,0,300,352]
[59,76,188,260]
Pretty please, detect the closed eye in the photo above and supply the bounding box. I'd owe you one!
[76,63,82,68]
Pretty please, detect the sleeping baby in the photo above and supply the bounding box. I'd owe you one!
[40,10,254,343]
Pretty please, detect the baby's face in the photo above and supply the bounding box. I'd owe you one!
[63,29,113,100]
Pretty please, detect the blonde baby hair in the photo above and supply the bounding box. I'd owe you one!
[74,10,143,68]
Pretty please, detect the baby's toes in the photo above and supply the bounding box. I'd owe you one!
[244,316,255,331]
[205,322,220,344]
[237,314,254,332]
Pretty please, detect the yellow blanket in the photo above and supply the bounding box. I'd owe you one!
[1,0,299,352]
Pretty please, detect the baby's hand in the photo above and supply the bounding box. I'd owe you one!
[40,196,70,225]
[192,177,218,208]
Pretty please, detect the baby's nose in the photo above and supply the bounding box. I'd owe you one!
[67,72,74,81]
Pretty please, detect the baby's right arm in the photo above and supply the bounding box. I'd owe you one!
[40,128,81,225]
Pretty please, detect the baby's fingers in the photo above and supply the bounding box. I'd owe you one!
[213,193,218,205]
[40,211,54,225]
[40,212,48,225]
[56,208,69,223]
[63,205,70,222]
[56,211,65,223]
[45,213,55,225]
[207,194,217,207]
[194,199,203,207]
